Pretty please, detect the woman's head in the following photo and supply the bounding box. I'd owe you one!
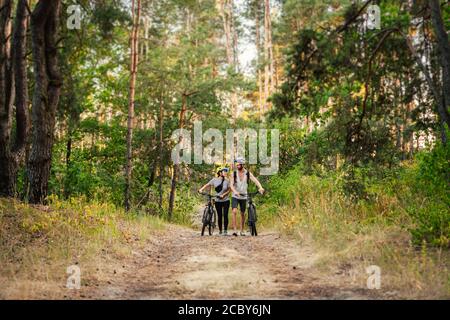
[216,166,229,177]
[221,168,229,178]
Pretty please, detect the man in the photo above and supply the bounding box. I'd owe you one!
[229,157,264,236]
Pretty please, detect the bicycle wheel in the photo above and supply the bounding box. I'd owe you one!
[208,207,216,235]
[248,205,257,236]
[201,207,209,236]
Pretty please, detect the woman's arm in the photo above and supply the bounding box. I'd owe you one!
[198,182,211,193]
[220,181,231,198]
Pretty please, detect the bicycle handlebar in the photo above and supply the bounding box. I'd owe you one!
[199,191,265,198]
[239,191,264,197]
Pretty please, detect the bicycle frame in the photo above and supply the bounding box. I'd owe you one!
[240,192,261,236]
[240,191,261,206]
[199,192,217,235]
[199,192,215,208]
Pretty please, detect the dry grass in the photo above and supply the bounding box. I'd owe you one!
[260,175,450,299]
[0,196,165,299]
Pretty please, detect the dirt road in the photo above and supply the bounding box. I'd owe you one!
[80,224,383,300]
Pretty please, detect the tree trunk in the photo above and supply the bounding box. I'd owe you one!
[220,0,238,120]
[63,131,72,199]
[265,0,274,94]
[168,94,187,220]
[230,1,239,120]
[27,0,62,204]
[429,0,450,134]
[399,28,449,143]
[263,0,274,112]
[12,0,30,158]
[0,0,15,197]
[0,0,29,198]
[220,0,233,66]
[254,0,263,120]
[124,0,141,211]
[146,128,157,199]
[230,0,238,69]
[158,94,164,211]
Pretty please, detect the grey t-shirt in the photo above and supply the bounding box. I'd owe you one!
[231,169,248,200]
[208,177,230,202]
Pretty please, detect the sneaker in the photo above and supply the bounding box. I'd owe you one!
[240,232,246,236]
[232,232,238,237]
[223,230,228,236]
[219,231,223,235]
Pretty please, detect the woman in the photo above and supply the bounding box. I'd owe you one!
[198,166,230,236]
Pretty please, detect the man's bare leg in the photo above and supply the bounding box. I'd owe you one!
[232,207,238,234]
[240,211,245,234]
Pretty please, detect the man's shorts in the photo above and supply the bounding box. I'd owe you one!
[231,197,246,213]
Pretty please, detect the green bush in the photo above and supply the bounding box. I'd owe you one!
[407,142,450,247]
[260,141,449,247]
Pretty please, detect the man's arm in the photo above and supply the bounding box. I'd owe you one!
[249,172,265,193]
[229,174,239,196]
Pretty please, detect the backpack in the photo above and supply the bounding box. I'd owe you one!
[214,176,225,193]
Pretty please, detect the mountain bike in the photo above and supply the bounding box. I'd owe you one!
[241,192,262,236]
[198,192,217,236]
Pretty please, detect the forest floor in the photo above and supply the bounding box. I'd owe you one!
[0,200,408,299]
[84,225,387,300]
[62,207,392,300]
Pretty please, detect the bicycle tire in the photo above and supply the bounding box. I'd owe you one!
[201,207,210,236]
[208,207,215,235]
[202,207,208,224]
[201,222,208,236]
[248,205,258,236]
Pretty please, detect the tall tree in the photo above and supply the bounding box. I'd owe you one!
[125,0,142,211]
[429,0,450,135]
[168,92,188,221]
[0,0,29,198]
[158,90,164,211]
[219,0,239,120]
[263,0,274,112]
[251,0,263,119]
[0,0,15,197]
[27,0,62,204]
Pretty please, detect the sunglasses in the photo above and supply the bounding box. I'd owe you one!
[221,168,229,173]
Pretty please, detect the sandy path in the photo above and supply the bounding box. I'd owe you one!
[87,224,382,300]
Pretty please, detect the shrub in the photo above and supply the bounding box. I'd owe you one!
[407,142,450,247]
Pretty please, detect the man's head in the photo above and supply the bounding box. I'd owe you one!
[235,157,245,171]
